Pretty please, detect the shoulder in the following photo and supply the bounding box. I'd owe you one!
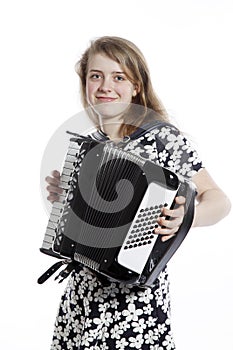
[129,121,203,179]
[134,121,184,148]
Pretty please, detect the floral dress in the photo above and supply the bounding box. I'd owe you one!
[51,122,203,350]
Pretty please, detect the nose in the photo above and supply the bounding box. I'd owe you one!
[98,77,112,93]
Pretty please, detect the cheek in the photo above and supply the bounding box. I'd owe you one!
[119,85,134,101]
[86,82,96,101]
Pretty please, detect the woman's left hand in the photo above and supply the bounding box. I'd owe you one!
[154,196,186,242]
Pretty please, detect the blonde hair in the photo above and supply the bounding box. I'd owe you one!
[75,36,169,135]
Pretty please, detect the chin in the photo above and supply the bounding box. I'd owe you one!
[92,101,130,119]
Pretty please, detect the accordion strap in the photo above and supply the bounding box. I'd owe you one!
[37,259,74,284]
[142,180,196,287]
[90,120,174,142]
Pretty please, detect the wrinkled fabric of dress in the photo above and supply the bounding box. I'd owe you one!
[51,123,203,350]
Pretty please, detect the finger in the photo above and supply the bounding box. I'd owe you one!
[159,196,185,218]
[46,185,64,195]
[154,227,177,242]
[45,176,60,186]
[47,194,60,203]
[175,196,186,205]
[157,216,182,229]
[161,234,176,242]
[51,170,60,179]
[162,205,184,218]
[154,226,178,236]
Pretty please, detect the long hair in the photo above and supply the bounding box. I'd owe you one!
[75,36,170,136]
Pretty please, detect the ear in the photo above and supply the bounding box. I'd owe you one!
[132,83,140,97]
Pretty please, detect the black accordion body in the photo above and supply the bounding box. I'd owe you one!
[39,126,196,287]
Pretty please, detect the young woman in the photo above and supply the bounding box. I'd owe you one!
[46,36,231,350]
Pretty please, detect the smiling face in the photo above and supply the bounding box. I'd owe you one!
[86,53,138,120]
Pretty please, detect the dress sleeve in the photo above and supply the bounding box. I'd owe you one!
[139,124,204,180]
[156,125,204,179]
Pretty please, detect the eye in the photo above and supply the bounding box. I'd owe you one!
[114,75,125,81]
[89,73,102,80]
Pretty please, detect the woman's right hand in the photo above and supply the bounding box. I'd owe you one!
[45,170,63,203]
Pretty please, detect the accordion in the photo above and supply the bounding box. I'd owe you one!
[39,132,196,287]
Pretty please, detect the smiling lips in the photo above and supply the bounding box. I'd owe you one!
[96,96,117,102]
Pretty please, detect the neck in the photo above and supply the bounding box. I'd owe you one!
[101,124,122,141]
[98,116,124,140]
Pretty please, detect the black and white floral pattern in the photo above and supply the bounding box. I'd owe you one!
[51,123,203,350]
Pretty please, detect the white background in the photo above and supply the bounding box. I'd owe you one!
[0,0,233,349]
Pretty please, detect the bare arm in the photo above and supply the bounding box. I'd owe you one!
[192,168,231,227]
[154,168,231,241]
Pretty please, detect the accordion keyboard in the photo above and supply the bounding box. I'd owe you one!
[117,181,178,274]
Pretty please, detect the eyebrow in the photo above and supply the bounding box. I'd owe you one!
[89,69,126,74]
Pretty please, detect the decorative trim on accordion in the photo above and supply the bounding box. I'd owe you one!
[103,142,146,168]
[74,252,100,271]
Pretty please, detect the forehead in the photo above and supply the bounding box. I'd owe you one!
[87,53,124,72]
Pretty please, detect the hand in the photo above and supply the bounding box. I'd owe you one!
[154,196,186,242]
[45,170,63,203]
